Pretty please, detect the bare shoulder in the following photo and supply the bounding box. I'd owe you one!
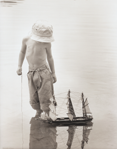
[45,43,52,57]
[45,42,51,50]
[22,36,30,45]
[20,36,30,53]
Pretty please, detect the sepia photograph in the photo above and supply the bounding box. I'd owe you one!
[0,0,117,149]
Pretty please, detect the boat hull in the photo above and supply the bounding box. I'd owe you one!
[47,117,93,126]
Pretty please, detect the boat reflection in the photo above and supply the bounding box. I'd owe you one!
[67,122,93,149]
[0,0,24,7]
[29,117,93,149]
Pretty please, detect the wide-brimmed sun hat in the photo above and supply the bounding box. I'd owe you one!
[31,20,54,43]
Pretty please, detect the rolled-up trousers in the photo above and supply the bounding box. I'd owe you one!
[27,64,54,114]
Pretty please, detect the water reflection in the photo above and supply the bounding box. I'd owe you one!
[67,123,93,149]
[30,117,93,149]
[29,117,57,149]
[0,0,24,7]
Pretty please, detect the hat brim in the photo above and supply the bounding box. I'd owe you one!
[31,34,54,43]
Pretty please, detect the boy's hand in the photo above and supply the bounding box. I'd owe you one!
[17,67,22,75]
[51,73,57,83]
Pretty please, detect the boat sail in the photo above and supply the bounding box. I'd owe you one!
[66,91,93,122]
[67,90,76,121]
[81,93,86,117]
[81,93,93,118]
[84,99,92,116]
[49,96,57,121]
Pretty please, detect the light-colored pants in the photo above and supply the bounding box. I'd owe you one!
[27,64,54,114]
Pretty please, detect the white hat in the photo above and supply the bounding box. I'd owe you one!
[31,20,54,43]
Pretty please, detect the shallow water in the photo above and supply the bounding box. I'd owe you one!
[0,0,117,149]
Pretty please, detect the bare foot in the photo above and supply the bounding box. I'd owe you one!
[35,110,42,118]
[41,112,52,121]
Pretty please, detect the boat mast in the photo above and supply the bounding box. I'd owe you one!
[67,90,76,117]
[81,93,87,117]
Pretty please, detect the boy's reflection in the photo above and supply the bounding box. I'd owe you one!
[29,117,57,149]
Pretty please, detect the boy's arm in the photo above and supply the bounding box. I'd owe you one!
[17,38,27,75]
[46,43,57,83]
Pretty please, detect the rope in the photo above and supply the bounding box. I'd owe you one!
[21,75,23,149]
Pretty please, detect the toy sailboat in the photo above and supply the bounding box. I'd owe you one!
[48,90,93,125]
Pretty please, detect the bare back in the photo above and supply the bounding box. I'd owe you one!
[26,39,48,70]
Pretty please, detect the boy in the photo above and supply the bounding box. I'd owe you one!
[17,20,57,119]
